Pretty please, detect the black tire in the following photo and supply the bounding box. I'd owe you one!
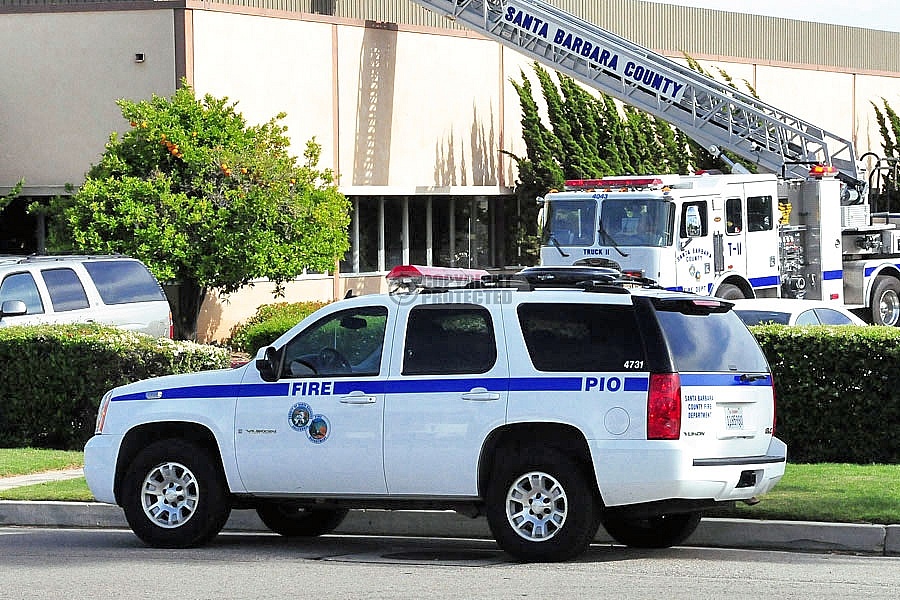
[121,439,231,548]
[256,504,349,537]
[485,447,599,562]
[601,511,701,549]
[870,276,900,326]
[715,283,744,300]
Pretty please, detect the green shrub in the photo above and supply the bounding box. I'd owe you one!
[230,301,329,355]
[750,324,900,464]
[0,324,229,450]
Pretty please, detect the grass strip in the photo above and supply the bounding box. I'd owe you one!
[1,451,897,525]
[0,448,84,477]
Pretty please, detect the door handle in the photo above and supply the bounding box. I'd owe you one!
[461,387,501,401]
[340,392,376,404]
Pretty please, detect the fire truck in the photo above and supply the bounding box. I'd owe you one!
[410,0,900,326]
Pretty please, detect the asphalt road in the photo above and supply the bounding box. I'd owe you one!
[2,527,898,600]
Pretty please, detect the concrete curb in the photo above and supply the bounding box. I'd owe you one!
[1,500,896,556]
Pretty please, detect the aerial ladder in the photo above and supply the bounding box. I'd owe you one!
[408,0,864,196]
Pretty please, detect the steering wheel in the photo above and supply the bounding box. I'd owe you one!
[318,347,352,373]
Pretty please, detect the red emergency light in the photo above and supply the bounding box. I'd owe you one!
[565,177,665,191]
[808,164,838,178]
[386,265,490,291]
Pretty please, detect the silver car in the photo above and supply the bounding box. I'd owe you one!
[730,298,868,326]
[0,255,172,337]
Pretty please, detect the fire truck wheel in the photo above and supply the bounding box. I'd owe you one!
[715,283,744,300]
[871,276,900,326]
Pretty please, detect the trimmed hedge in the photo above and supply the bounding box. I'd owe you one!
[751,324,900,464]
[0,324,229,450]
[229,301,329,356]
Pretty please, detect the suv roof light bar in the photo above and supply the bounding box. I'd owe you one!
[386,265,491,293]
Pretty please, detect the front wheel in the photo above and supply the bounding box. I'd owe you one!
[870,276,900,326]
[485,448,599,562]
[601,512,701,548]
[715,283,744,300]
[121,439,231,548]
[256,504,349,537]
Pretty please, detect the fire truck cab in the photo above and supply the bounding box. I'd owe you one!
[539,173,782,299]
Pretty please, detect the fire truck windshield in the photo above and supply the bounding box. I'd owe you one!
[542,199,597,247]
[600,198,674,248]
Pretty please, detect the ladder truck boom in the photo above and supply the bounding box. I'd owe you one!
[410,0,863,190]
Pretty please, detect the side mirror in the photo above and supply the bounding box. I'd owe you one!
[255,346,282,382]
[0,300,27,319]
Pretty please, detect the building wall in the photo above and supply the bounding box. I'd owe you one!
[189,9,513,189]
[5,1,900,341]
[0,8,176,194]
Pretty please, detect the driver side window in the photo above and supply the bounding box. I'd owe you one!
[281,306,388,378]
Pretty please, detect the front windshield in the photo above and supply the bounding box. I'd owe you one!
[543,199,596,247]
[600,198,674,247]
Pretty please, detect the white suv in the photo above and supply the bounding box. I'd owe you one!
[0,255,172,338]
[84,265,785,562]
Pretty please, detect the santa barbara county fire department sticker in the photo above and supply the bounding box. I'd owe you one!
[288,402,312,432]
[307,415,331,444]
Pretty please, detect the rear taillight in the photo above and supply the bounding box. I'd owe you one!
[648,373,681,440]
[168,310,174,339]
[771,378,777,435]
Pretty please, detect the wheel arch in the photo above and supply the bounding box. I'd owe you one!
[866,266,900,326]
[713,275,754,299]
[477,422,601,502]
[865,264,900,300]
[114,421,225,505]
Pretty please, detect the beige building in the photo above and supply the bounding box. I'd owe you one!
[3,0,900,341]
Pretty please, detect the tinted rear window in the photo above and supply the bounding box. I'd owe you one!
[42,268,89,312]
[655,307,769,372]
[83,260,166,304]
[518,303,646,372]
[734,310,790,326]
[403,305,497,375]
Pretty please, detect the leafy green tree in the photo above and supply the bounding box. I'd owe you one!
[45,83,350,340]
[871,99,900,212]
[503,71,565,265]
[0,179,23,213]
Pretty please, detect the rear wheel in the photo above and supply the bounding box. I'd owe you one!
[256,504,349,537]
[601,512,701,549]
[870,276,900,326]
[121,439,231,548]
[485,447,599,562]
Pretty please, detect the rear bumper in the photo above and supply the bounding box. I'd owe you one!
[592,436,787,507]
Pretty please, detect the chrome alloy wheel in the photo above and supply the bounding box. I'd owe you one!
[140,461,200,528]
[505,471,568,542]
[879,288,900,326]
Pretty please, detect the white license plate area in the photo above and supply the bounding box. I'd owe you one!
[725,406,744,431]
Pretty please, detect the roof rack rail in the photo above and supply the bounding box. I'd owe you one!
[0,253,130,265]
[515,266,660,291]
[384,264,661,295]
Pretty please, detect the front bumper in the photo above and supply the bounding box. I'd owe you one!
[83,434,124,505]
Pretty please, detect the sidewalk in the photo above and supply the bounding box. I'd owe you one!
[1,470,898,556]
[0,468,85,492]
